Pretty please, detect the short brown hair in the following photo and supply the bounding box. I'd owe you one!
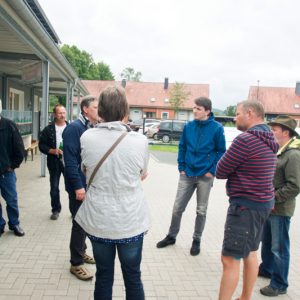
[194,97,212,111]
[98,86,129,122]
[238,100,265,119]
[80,95,97,113]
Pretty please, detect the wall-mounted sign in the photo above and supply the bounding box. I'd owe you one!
[22,61,42,84]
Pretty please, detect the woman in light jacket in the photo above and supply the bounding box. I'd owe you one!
[75,86,150,300]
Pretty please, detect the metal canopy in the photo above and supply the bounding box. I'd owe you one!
[0,0,88,98]
[0,0,88,177]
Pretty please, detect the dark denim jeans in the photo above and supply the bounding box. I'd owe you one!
[260,215,291,291]
[169,174,213,241]
[91,238,144,300]
[0,171,20,230]
[48,160,64,213]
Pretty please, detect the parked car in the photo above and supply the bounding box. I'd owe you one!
[128,120,140,132]
[136,119,161,134]
[146,124,159,139]
[157,120,187,143]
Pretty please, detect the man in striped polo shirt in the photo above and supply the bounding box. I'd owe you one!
[216,100,279,300]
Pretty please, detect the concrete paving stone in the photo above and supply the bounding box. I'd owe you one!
[0,283,13,290]
[26,279,49,285]
[12,278,26,290]
[34,284,57,291]
[77,290,92,300]
[21,283,35,296]
[43,290,68,296]
[56,279,69,290]
[0,297,30,300]
[30,290,44,299]
[0,289,21,296]
[52,297,77,300]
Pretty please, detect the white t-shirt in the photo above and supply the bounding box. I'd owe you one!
[55,124,66,148]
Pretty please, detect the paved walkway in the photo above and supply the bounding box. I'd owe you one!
[0,153,300,299]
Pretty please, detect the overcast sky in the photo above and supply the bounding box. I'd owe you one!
[38,0,300,110]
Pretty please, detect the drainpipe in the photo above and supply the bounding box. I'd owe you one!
[40,60,49,177]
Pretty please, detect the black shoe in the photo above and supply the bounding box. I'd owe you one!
[190,239,200,256]
[156,235,176,248]
[0,228,4,237]
[260,285,287,296]
[11,225,25,237]
[50,212,60,220]
[258,270,272,279]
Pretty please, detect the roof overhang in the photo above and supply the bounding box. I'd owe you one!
[0,0,88,95]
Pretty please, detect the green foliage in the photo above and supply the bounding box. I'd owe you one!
[61,44,114,80]
[49,96,66,113]
[224,122,236,127]
[120,67,142,81]
[212,108,224,116]
[224,105,236,116]
[169,82,190,113]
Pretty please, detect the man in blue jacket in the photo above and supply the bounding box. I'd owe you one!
[157,97,226,255]
[63,95,99,280]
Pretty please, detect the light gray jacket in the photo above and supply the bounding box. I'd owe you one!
[75,121,150,239]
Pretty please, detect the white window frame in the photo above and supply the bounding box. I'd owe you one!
[9,88,24,111]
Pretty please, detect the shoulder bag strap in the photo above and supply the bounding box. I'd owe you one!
[87,132,127,189]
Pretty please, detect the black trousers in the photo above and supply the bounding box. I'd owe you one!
[48,159,64,213]
[68,191,87,266]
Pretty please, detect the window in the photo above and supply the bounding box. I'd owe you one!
[173,122,185,131]
[161,112,169,119]
[159,121,172,130]
[9,88,24,111]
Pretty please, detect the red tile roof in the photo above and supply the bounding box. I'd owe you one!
[82,80,209,109]
[248,85,300,115]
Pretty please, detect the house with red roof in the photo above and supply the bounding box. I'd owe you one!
[81,78,209,121]
[248,82,300,125]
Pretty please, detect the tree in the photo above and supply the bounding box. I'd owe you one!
[224,105,236,116]
[61,44,114,80]
[169,82,190,117]
[120,67,142,81]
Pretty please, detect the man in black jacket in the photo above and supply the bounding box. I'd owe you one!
[39,104,68,220]
[0,106,25,237]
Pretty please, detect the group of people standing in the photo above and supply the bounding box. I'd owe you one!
[1,88,299,300]
[156,99,300,300]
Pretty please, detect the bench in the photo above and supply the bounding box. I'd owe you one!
[25,140,38,161]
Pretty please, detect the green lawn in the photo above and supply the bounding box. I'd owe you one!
[149,144,178,153]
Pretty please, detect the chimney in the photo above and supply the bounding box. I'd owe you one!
[296,82,300,96]
[164,77,169,90]
[121,79,126,88]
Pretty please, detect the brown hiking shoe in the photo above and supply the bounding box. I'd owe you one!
[83,253,95,264]
[70,265,93,281]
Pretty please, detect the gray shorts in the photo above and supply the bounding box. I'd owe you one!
[222,203,270,259]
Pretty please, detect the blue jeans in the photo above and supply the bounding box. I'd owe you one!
[0,171,20,230]
[48,160,64,213]
[169,174,213,241]
[260,215,291,291]
[90,238,144,300]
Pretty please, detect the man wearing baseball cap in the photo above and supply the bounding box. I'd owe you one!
[259,115,300,297]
